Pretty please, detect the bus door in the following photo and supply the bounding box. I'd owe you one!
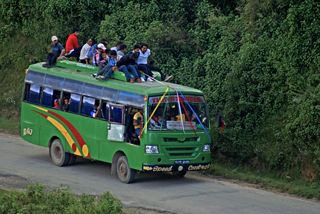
[107,104,125,142]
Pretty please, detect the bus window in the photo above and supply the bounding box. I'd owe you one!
[42,88,54,107]
[81,96,99,117]
[69,94,80,113]
[28,84,41,104]
[23,84,30,101]
[147,95,208,130]
[100,100,108,120]
[53,91,61,109]
[109,105,124,124]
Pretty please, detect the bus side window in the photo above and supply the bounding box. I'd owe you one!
[69,94,80,113]
[42,88,54,107]
[28,84,41,104]
[24,84,30,101]
[81,96,95,116]
[100,100,107,120]
[110,106,123,124]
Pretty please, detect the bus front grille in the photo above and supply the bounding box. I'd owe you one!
[169,153,195,156]
[163,137,197,142]
[164,147,198,157]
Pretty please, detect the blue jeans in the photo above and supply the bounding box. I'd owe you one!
[127,65,140,80]
[118,65,133,80]
[135,128,141,136]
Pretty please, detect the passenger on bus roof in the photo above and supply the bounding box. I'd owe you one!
[65,28,82,61]
[96,51,136,83]
[128,44,140,55]
[94,51,109,78]
[79,38,92,64]
[91,43,106,68]
[111,41,123,52]
[116,52,143,82]
[42,36,66,68]
[117,44,127,57]
[137,43,172,82]
[128,44,157,82]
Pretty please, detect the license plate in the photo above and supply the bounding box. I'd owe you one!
[174,160,190,164]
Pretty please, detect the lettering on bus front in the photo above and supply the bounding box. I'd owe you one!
[150,96,202,104]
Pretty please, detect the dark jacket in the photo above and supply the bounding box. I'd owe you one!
[116,54,136,67]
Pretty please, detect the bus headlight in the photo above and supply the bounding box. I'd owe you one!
[145,145,159,154]
[203,144,211,152]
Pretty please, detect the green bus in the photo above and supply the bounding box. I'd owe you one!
[21,60,211,183]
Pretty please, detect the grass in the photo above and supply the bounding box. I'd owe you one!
[0,117,20,134]
[0,183,124,214]
[205,160,320,200]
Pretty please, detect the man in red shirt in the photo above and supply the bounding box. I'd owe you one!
[65,28,82,61]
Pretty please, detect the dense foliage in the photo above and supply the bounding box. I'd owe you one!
[1,0,319,182]
[0,183,123,213]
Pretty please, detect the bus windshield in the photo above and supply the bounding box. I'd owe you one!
[148,95,208,131]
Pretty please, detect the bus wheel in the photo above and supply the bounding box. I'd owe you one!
[50,139,70,166]
[172,171,187,177]
[116,156,135,183]
[68,154,77,165]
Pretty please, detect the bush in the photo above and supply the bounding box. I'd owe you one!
[0,183,123,214]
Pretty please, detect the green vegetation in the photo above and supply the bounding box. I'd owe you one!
[0,117,20,134]
[1,0,320,186]
[0,183,123,214]
[207,160,320,200]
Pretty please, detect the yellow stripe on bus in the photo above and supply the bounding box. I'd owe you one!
[47,116,82,156]
[32,105,48,112]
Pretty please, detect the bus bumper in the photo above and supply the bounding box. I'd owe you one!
[142,162,211,172]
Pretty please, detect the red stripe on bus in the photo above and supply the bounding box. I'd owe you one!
[33,110,48,119]
[47,110,91,159]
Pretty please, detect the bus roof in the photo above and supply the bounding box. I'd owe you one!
[27,62,204,96]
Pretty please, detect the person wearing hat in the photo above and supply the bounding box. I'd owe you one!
[42,36,65,68]
[65,27,82,61]
[91,43,107,67]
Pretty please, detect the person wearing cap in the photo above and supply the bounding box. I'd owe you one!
[79,38,92,64]
[91,43,107,75]
[65,27,82,61]
[42,36,66,68]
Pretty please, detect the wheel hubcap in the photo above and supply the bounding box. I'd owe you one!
[119,162,127,177]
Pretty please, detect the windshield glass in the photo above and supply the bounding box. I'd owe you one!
[148,95,208,131]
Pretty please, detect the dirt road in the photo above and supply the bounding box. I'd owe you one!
[1,132,320,214]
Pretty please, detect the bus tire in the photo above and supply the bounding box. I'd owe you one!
[116,155,135,183]
[68,154,77,165]
[172,171,187,177]
[50,139,70,167]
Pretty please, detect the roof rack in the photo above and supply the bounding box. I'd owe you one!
[55,60,162,82]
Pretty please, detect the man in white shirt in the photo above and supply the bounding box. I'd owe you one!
[79,38,92,64]
[136,43,172,82]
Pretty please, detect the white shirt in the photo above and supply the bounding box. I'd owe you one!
[136,49,151,65]
[79,43,91,60]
